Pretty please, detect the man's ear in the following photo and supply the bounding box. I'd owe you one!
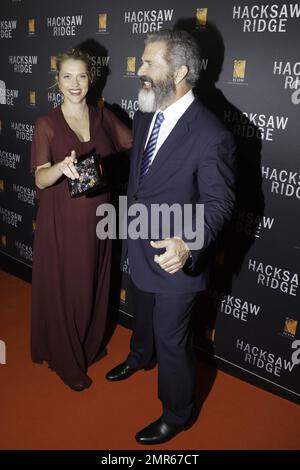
[174,65,188,85]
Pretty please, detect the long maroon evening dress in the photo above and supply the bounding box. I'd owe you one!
[31,105,132,390]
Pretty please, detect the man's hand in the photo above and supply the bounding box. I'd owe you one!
[150,237,190,274]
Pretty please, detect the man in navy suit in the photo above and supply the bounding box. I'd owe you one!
[106,30,236,444]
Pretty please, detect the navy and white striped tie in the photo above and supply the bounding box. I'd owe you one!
[139,111,164,183]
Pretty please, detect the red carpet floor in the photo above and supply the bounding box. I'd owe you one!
[0,270,299,450]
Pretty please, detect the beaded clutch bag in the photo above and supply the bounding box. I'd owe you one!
[68,152,108,198]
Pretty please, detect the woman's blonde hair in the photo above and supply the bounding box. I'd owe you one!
[50,48,95,90]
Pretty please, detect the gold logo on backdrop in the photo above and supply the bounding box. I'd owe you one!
[206,327,215,342]
[0,180,4,192]
[98,14,107,31]
[32,220,36,232]
[196,8,208,27]
[0,120,2,134]
[29,91,36,106]
[284,318,298,337]
[97,97,105,109]
[127,57,136,74]
[28,18,35,34]
[1,235,6,247]
[233,60,246,79]
[120,289,126,303]
[50,56,57,72]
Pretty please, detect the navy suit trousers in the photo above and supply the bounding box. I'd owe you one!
[127,277,198,425]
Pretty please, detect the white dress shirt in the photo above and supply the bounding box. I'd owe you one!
[144,89,195,165]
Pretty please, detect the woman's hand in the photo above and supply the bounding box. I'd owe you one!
[57,150,79,180]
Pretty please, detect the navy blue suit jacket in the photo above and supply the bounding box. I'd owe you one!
[122,98,236,293]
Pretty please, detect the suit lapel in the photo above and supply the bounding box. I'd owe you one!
[141,120,190,183]
[138,100,201,186]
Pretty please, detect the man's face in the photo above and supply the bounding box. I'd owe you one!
[137,41,176,112]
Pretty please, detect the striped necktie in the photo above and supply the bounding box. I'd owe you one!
[139,111,164,183]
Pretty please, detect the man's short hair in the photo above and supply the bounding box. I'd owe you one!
[145,29,201,87]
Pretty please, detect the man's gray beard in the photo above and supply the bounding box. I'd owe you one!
[138,88,156,113]
[138,82,176,112]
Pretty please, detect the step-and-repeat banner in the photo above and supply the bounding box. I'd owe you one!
[0,0,299,404]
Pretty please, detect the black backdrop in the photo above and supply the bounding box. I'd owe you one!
[0,0,299,404]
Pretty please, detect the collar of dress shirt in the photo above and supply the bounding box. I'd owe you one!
[157,88,195,125]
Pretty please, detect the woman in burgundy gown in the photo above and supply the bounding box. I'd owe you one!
[31,49,132,391]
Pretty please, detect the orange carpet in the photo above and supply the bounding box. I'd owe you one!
[0,270,299,450]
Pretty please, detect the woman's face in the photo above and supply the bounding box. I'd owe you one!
[58,59,90,104]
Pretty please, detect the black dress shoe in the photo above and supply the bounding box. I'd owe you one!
[105,361,137,381]
[135,417,185,445]
[70,383,87,392]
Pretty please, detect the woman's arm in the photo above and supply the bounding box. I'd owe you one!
[35,151,79,189]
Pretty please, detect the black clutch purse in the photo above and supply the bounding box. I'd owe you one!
[68,152,108,198]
